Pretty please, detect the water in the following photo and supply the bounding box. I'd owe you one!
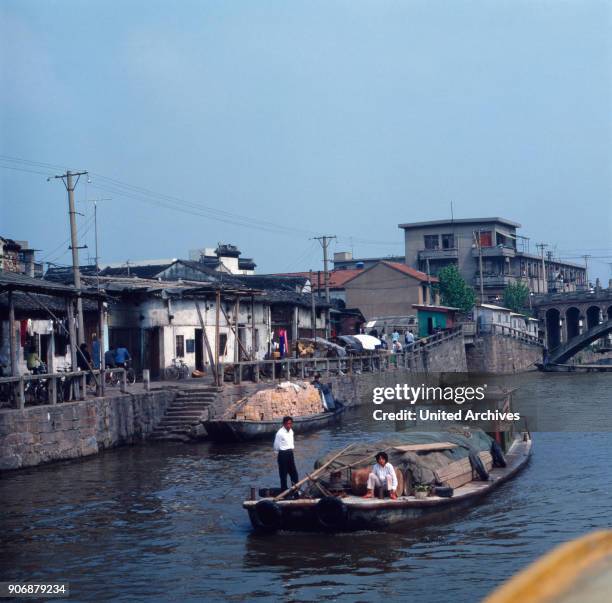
[1,373,611,602]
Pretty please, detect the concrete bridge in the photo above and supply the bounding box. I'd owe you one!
[547,319,612,364]
[533,286,612,352]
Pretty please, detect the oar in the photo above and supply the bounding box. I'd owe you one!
[274,443,357,500]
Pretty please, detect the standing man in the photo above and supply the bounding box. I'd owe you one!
[274,416,299,491]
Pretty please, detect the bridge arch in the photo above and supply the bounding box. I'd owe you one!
[586,306,602,330]
[565,307,581,340]
[546,308,561,349]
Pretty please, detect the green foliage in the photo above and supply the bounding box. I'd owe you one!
[502,281,530,313]
[436,265,476,313]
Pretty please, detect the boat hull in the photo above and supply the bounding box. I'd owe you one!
[244,436,532,532]
[205,401,346,442]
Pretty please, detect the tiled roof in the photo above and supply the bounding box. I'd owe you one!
[272,270,363,289]
[380,262,438,283]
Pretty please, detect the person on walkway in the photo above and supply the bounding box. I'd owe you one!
[104,346,116,369]
[114,344,131,369]
[77,343,92,371]
[92,334,101,369]
[274,416,299,491]
[404,330,415,349]
[363,451,399,499]
[392,329,400,343]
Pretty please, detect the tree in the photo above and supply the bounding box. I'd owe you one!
[503,281,530,313]
[436,265,476,313]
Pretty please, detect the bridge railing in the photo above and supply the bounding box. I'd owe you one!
[474,322,542,345]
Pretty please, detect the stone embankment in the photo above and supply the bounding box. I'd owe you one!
[0,390,175,471]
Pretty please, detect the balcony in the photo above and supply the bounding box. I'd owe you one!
[474,274,516,287]
[418,248,459,261]
[471,245,516,258]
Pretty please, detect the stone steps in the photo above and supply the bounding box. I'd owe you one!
[149,386,218,441]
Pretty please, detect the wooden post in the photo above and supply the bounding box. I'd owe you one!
[143,369,150,391]
[215,289,221,388]
[285,359,291,381]
[233,296,239,364]
[17,377,25,409]
[271,359,275,381]
[66,298,80,399]
[120,369,127,393]
[80,373,87,400]
[251,295,256,360]
[49,375,57,405]
[98,299,105,396]
[8,290,17,377]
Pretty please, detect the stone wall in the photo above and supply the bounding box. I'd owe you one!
[466,334,543,373]
[0,390,175,471]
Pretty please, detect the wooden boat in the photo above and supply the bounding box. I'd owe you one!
[204,400,346,442]
[484,530,612,603]
[243,432,532,532]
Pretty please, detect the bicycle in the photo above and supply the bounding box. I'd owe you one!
[166,358,189,380]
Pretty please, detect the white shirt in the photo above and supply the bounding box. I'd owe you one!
[273,427,294,452]
[372,461,398,490]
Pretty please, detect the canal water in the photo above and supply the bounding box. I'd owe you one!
[1,373,611,602]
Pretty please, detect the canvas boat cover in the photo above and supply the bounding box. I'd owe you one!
[314,427,494,486]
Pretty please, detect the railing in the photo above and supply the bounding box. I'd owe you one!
[216,328,464,385]
[0,368,127,410]
[479,322,542,345]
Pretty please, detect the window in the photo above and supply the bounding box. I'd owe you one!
[186,339,195,354]
[218,333,228,356]
[175,335,185,358]
[424,234,439,250]
[441,233,455,249]
[477,231,493,247]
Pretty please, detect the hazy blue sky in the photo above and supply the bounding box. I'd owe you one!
[1,0,611,280]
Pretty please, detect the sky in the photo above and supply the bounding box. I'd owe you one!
[1,0,611,281]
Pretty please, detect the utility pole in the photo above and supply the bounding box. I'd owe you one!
[313,235,336,339]
[473,230,484,303]
[536,243,548,294]
[50,170,88,345]
[582,254,591,289]
[79,197,111,290]
[313,235,337,302]
[309,270,316,340]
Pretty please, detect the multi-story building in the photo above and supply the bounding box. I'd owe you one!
[398,217,587,302]
[0,237,43,277]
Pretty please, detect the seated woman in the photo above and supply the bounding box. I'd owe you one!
[363,451,398,499]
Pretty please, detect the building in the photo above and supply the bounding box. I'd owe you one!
[412,304,459,338]
[398,217,587,302]
[188,244,256,274]
[0,272,104,376]
[332,251,404,271]
[344,261,439,320]
[0,238,43,278]
[271,269,362,303]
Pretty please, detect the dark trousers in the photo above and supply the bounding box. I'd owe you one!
[277,449,299,491]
